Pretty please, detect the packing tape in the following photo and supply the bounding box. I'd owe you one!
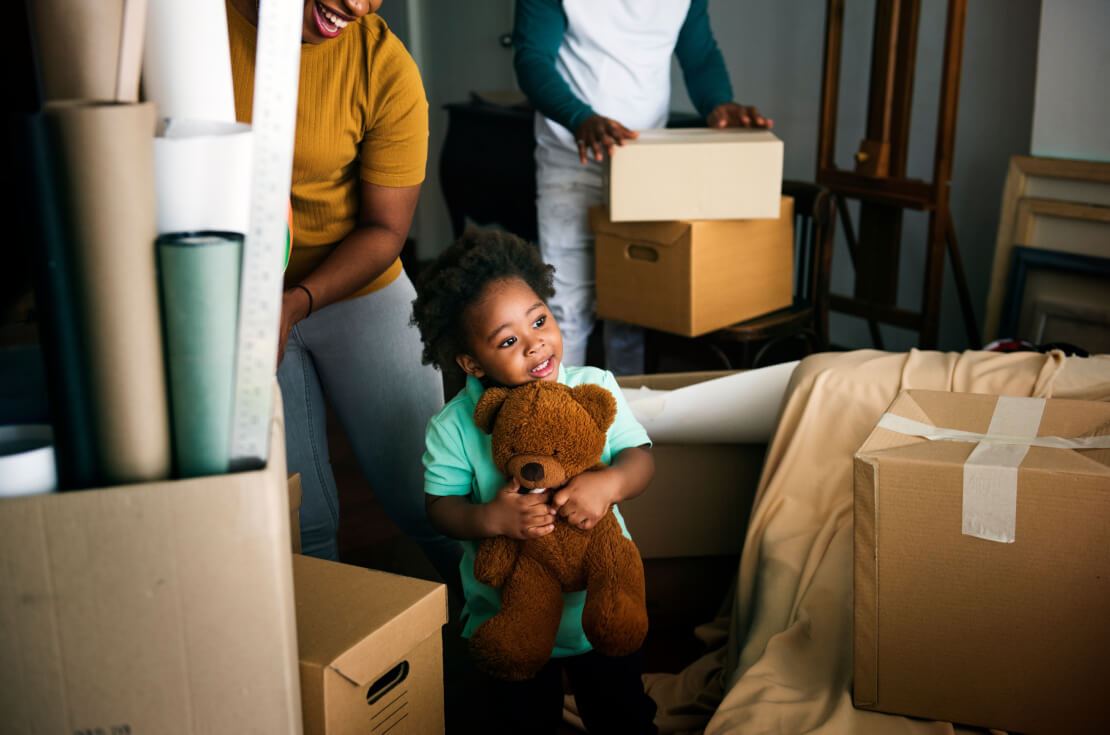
[877,397,1110,543]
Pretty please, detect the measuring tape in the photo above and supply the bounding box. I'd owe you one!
[229,0,302,471]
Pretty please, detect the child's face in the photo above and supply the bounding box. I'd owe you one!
[456,278,563,387]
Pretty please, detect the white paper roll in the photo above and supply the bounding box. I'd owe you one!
[143,0,236,123]
[154,121,253,235]
[0,425,58,497]
[622,361,798,444]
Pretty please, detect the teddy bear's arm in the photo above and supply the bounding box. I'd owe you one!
[474,535,521,588]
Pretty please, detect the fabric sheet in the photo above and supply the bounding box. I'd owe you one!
[641,349,1110,735]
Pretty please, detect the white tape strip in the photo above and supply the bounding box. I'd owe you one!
[877,396,1110,543]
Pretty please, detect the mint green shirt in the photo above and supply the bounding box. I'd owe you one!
[423,364,651,657]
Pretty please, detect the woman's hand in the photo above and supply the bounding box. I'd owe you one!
[573,114,639,164]
[277,287,311,368]
[483,478,557,540]
[707,102,773,129]
[552,469,621,531]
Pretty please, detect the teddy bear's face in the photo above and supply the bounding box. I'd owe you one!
[474,381,617,491]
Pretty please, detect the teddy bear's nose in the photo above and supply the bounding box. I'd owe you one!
[521,462,545,482]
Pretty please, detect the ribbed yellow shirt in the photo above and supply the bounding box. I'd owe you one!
[227,3,428,298]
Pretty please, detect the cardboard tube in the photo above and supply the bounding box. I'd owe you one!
[143,0,236,122]
[158,232,242,478]
[43,101,171,484]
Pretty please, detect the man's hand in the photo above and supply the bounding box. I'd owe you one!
[707,102,773,129]
[277,287,311,368]
[484,478,557,540]
[552,469,621,531]
[574,114,639,164]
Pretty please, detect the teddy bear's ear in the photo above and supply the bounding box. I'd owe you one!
[473,387,511,434]
[569,384,617,433]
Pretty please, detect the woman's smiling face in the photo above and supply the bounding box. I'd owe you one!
[457,277,564,388]
[301,0,381,43]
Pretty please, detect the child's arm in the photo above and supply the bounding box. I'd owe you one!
[426,478,558,540]
[551,445,654,531]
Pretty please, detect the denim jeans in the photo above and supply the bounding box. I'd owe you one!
[535,142,645,375]
[276,272,462,580]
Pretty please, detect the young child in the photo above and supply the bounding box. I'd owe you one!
[411,229,658,734]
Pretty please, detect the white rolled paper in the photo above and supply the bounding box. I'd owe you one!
[154,120,253,235]
[621,361,798,444]
[143,0,237,123]
[0,425,58,497]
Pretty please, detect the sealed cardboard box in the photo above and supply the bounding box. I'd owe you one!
[606,127,783,221]
[593,199,794,337]
[294,554,447,735]
[853,390,1110,734]
[0,406,302,735]
[616,371,765,558]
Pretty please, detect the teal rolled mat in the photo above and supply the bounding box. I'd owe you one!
[158,232,242,478]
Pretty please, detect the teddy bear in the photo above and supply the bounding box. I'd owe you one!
[468,380,649,681]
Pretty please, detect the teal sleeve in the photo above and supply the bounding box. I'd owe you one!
[513,0,596,136]
[423,416,474,497]
[674,0,734,119]
[601,370,652,456]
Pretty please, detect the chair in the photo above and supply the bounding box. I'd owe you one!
[645,180,836,371]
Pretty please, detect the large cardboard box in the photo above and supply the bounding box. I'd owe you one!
[616,371,765,558]
[593,199,794,337]
[0,407,302,734]
[853,390,1110,734]
[294,554,447,735]
[606,127,783,221]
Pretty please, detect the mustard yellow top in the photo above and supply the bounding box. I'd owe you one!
[227,3,428,298]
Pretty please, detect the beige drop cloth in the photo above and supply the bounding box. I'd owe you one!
[638,349,1110,735]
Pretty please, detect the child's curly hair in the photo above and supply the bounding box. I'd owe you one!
[411,228,555,373]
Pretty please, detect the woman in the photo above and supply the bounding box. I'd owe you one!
[226,0,460,582]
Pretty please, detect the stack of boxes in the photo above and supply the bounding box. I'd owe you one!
[592,128,791,337]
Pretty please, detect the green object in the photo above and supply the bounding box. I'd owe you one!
[158,232,242,478]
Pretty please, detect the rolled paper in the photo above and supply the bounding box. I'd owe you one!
[43,101,171,485]
[30,1,140,102]
[154,120,253,235]
[22,115,102,489]
[0,425,58,497]
[159,232,243,478]
[143,0,236,122]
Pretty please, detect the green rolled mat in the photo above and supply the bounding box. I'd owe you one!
[22,114,100,489]
[158,232,243,478]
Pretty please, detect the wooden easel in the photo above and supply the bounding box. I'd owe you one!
[817,0,981,349]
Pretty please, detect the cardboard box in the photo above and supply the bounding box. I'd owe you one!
[289,472,303,553]
[616,371,765,558]
[593,199,794,337]
[294,554,447,735]
[853,390,1110,734]
[606,127,783,222]
[0,405,302,734]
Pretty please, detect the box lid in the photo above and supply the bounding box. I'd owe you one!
[293,555,447,688]
[857,390,1110,476]
[589,206,690,245]
[629,128,781,147]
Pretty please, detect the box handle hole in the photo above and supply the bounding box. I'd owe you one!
[626,244,659,262]
[366,661,409,705]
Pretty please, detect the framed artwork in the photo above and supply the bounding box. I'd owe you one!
[1000,246,1110,345]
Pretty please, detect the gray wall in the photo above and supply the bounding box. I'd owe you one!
[1031,0,1110,163]
[391,0,1043,352]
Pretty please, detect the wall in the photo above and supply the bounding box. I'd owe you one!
[1030,0,1110,163]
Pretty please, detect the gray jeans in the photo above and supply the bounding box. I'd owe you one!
[276,272,461,580]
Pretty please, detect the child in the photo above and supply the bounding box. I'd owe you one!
[411,229,658,734]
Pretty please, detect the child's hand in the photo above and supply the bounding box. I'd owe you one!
[552,470,621,531]
[574,114,638,164]
[485,478,557,540]
[707,102,773,129]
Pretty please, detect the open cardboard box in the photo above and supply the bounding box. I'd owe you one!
[0,398,302,734]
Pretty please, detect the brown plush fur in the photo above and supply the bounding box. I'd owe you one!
[469,381,649,681]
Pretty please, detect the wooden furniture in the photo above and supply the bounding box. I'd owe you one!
[985,155,1110,341]
[817,0,979,349]
[647,180,836,371]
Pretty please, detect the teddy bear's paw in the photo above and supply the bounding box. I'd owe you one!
[582,591,649,656]
[470,621,551,682]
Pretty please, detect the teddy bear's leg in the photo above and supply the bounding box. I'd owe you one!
[473,535,521,589]
[469,554,565,682]
[580,513,649,657]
